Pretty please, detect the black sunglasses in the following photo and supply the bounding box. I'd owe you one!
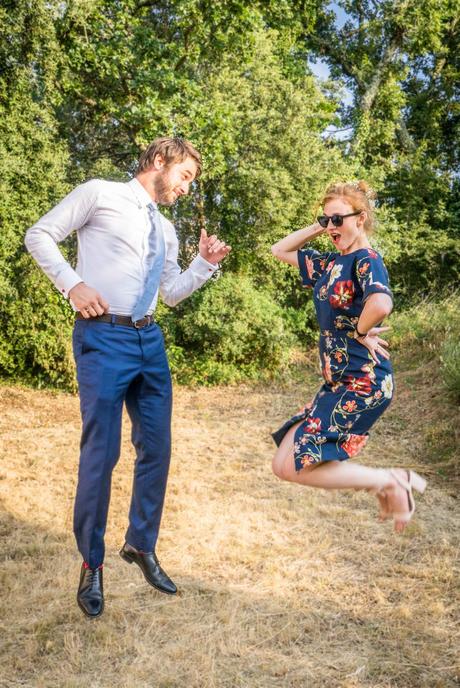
[317,211,362,228]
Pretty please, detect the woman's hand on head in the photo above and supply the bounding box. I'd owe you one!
[270,222,325,266]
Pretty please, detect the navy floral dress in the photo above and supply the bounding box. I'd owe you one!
[272,247,394,471]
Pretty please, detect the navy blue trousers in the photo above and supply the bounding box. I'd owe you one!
[72,319,172,568]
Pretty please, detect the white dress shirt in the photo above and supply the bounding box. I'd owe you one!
[25,178,217,315]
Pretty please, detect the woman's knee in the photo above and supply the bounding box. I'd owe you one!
[272,455,283,479]
[272,454,286,480]
[272,454,294,481]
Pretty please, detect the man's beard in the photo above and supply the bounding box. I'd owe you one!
[153,168,175,206]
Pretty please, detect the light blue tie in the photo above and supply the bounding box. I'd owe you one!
[131,202,166,322]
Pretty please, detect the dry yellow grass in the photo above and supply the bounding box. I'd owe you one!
[0,365,458,687]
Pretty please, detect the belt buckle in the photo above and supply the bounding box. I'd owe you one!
[133,316,150,329]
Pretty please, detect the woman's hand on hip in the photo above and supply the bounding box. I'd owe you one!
[356,326,390,364]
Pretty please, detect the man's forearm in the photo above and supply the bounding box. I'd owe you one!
[160,253,217,307]
[25,226,82,297]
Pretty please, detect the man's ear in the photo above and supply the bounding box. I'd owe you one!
[153,154,166,171]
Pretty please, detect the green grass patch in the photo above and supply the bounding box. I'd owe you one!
[389,294,460,392]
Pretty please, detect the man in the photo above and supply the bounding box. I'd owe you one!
[25,136,230,618]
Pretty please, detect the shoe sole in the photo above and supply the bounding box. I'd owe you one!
[119,549,177,595]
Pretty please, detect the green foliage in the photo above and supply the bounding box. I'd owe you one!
[156,273,296,385]
[308,0,459,299]
[389,294,460,403]
[282,301,318,347]
[389,294,460,472]
[4,257,76,390]
[0,0,72,387]
[388,223,459,303]
[441,334,460,402]
[389,295,458,348]
[0,0,458,388]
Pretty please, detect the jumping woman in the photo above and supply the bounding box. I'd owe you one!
[271,181,426,532]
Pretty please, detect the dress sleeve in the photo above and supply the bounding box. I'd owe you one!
[297,248,332,288]
[355,249,393,303]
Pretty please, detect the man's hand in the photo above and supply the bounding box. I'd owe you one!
[199,228,231,265]
[69,282,110,318]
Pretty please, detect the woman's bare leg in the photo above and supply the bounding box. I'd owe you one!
[272,422,411,531]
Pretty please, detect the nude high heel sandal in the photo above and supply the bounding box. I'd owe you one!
[389,469,427,529]
[369,469,394,522]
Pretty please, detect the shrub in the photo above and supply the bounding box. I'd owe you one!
[2,256,76,390]
[389,294,460,401]
[389,296,459,351]
[158,272,296,384]
[282,302,317,347]
[441,332,460,402]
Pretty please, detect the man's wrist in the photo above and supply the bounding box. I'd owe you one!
[193,253,218,274]
[68,281,84,299]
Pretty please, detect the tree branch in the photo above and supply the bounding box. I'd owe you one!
[360,35,401,112]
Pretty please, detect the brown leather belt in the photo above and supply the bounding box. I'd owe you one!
[75,313,154,329]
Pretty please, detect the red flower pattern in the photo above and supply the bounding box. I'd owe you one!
[329,280,355,309]
[343,400,357,412]
[300,455,318,467]
[305,256,315,280]
[305,417,321,434]
[341,434,369,457]
[344,374,372,396]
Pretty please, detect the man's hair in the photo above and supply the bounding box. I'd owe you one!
[137,136,202,177]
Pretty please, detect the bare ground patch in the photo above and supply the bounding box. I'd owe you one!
[0,375,458,688]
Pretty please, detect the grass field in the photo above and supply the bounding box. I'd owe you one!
[0,357,459,687]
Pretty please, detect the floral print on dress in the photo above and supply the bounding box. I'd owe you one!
[341,433,369,458]
[329,280,355,309]
[272,247,395,470]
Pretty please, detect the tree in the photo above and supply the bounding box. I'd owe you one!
[304,0,460,298]
[0,0,74,386]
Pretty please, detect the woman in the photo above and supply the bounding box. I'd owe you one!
[271,181,426,532]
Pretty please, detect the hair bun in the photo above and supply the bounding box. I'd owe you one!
[356,180,376,199]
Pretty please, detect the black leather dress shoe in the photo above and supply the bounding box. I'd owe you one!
[119,543,177,595]
[77,563,104,618]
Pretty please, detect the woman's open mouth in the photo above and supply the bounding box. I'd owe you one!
[330,232,341,244]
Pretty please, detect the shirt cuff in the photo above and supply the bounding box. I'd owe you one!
[190,253,219,277]
[54,265,84,299]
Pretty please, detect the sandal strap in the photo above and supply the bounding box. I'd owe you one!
[390,469,415,519]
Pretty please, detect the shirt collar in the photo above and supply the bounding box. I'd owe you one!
[127,177,157,209]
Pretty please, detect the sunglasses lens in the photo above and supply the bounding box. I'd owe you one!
[317,216,328,228]
[331,215,343,227]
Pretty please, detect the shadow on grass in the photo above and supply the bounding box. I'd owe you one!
[0,498,458,688]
